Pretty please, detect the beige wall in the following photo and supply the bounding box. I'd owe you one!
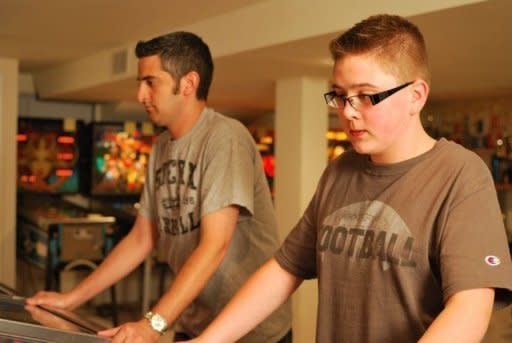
[0,58,18,288]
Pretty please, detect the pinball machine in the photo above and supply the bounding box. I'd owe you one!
[85,121,156,231]
[15,118,118,324]
[0,283,107,343]
[82,121,159,315]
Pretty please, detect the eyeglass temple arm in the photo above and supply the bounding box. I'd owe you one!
[369,82,413,105]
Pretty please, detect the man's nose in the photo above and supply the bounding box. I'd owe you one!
[137,84,147,103]
[338,102,359,121]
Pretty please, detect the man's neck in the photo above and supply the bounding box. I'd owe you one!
[167,102,206,139]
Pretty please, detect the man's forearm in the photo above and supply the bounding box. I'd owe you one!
[197,259,301,343]
[149,237,230,327]
[68,217,156,307]
[148,206,240,330]
[419,288,494,343]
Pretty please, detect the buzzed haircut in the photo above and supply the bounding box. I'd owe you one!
[330,14,430,85]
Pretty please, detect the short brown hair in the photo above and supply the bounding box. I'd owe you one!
[329,14,430,85]
[135,31,214,101]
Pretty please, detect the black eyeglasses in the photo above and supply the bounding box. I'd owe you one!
[323,81,413,111]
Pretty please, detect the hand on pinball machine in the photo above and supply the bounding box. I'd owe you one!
[24,303,78,331]
[26,290,77,311]
[98,319,161,343]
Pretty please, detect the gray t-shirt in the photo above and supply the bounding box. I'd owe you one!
[276,138,512,342]
[139,107,291,342]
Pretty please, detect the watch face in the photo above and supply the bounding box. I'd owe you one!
[151,313,168,333]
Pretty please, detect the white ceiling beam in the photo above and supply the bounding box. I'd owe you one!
[33,0,485,100]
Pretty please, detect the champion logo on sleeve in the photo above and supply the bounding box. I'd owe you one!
[485,255,501,266]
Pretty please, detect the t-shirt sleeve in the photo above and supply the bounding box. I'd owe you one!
[275,165,334,280]
[275,199,319,280]
[437,156,512,303]
[200,125,255,217]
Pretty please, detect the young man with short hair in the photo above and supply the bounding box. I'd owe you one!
[187,14,512,342]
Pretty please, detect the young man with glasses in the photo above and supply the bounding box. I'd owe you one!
[186,14,512,342]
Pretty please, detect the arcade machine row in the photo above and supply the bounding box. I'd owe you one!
[15,117,118,323]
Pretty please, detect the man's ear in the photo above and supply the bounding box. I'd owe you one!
[181,71,200,97]
[410,79,429,115]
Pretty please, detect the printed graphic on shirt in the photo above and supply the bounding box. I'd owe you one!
[318,200,416,270]
[155,158,200,236]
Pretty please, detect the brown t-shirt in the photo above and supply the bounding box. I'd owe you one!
[276,138,512,342]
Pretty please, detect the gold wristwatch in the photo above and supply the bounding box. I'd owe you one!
[144,311,168,335]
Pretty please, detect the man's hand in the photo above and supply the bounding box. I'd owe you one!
[98,319,161,343]
[25,304,77,331]
[26,291,77,311]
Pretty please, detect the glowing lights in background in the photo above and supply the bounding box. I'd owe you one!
[91,123,155,195]
[17,118,81,193]
[250,127,351,195]
[327,130,350,160]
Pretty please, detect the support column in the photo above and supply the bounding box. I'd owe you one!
[0,58,19,288]
[274,77,328,343]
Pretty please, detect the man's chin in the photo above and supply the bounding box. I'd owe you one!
[352,143,372,156]
[147,111,157,120]
[147,113,166,127]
